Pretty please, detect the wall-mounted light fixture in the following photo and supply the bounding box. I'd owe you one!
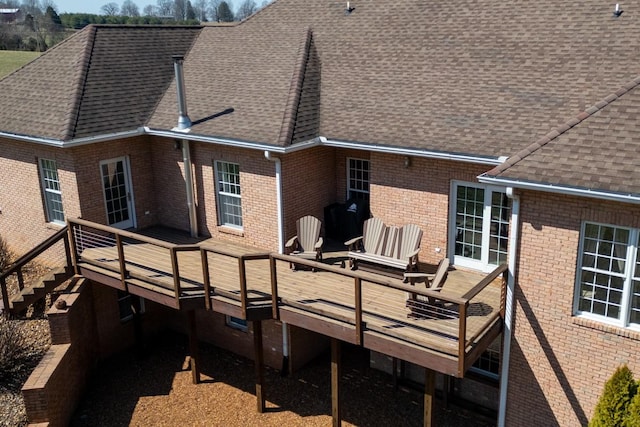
[403,156,411,168]
[345,1,355,14]
[613,3,624,17]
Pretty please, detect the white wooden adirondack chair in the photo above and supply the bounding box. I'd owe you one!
[285,215,324,269]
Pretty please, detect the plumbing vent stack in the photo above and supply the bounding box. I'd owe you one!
[172,55,192,130]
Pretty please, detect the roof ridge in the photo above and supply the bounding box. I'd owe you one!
[63,25,98,141]
[236,0,279,25]
[276,27,313,146]
[487,74,640,177]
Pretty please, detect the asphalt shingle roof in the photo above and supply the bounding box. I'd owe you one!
[0,25,199,140]
[3,0,640,167]
[148,0,640,157]
[485,77,640,197]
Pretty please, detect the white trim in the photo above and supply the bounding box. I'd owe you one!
[449,181,510,273]
[346,157,370,200]
[214,160,243,229]
[225,315,248,332]
[0,128,145,148]
[573,221,640,329]
[99,156,136,229]
[479,175,640,205]
[498,187,520,427]
[38,158,65,225]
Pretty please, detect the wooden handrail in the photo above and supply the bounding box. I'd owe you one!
[460,263,508,300]
[1,226,70,314]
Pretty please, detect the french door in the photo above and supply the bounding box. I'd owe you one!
[100,157,135,229]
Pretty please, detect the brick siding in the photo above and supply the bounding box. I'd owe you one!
[506,190,640,426]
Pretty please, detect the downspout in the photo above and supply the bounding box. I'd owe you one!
[264,150,288,374]
[498,187,520,427]
[182,140,197,238]
[172,55,197,237]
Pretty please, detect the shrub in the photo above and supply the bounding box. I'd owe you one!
[0,234,11,272]
[624,384,640,427]
[0,316,29,385]
[590,365,637,427]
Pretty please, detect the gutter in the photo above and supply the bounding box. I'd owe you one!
[479,175,640,205]
[319,136,504,166]
[497,187,520,427]
[0,128,145,148]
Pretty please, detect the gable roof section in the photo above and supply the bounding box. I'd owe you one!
[147,23,313,146]
[480,76,640,201]
[0,25,200,141]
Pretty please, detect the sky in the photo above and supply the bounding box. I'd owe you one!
[52,0,243,15]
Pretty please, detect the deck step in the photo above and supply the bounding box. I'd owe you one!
[7,266,75,314]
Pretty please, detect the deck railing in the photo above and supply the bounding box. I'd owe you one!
[0,226,72,314]
[269,253,507,375]
[69,218,271,311]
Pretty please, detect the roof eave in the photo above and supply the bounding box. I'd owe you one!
[478,174,640,205]
[0,128,146,148]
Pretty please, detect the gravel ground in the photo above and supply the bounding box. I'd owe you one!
[70,332,496,427]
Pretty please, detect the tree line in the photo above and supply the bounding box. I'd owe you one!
[0,0,269,52]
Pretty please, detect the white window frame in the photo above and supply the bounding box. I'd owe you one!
[449,181,511,272]
[574,222,640,330]
[469,335,501,380]
[39,158,65,225]
[346,157,370,201]
[214,161,242,229]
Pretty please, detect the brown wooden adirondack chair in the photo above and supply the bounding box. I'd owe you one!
[285,215,324,269]
[405,257,450,316]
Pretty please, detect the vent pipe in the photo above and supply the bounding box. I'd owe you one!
[172,55,191,131]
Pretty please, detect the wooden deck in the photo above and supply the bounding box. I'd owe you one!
[69,218,506,378]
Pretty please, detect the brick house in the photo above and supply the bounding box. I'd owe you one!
[1,0,640,426]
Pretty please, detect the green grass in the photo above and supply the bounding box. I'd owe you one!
[0,51,40,79]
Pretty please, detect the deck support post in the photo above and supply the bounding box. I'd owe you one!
[424,368,435,427]
[253,320,266,413]
[392,357,398,389]
[331,338,341,427]
[187,310,200,384]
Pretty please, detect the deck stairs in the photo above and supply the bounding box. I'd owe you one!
[1,266,75,315]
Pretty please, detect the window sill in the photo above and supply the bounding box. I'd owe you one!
[572,316,640,341]
[218,226,244,237]
[45,222,66,230]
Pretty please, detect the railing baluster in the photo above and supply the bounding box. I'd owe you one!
[115,234,127,289]
[458,302,468,376]
[17,269,24,291]
[1,277,9,315]
[270,256,279,319]
[201,249,211,310]
[170,247,181,309]
[239,257,248,318]
[354,277,362,345]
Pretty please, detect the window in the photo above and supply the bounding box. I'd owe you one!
[575,222,640,328]
[347,158,370,201]
[451,182,511,271]
[117,291,145,322]
[39,158,65,224]
[470,336,501,379]
[226,315,248,331]
[215,161,242,228]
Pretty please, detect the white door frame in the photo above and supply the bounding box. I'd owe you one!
[100,156,136,229]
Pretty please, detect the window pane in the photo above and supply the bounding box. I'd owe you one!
[348,158,370,201]
[577,222,630,322]
[215,161,242,227]
[39,158,65,223]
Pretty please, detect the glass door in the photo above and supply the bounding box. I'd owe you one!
[100,157,135,229]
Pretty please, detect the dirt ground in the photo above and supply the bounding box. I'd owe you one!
[69,332,496,427]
